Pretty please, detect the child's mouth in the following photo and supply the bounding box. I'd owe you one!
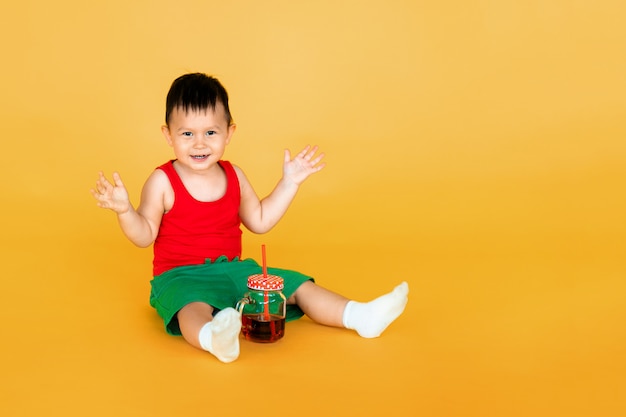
[191,154,209,161]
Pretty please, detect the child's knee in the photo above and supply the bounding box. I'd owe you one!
[287,280,315,304]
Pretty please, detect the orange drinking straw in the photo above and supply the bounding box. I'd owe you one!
[262,244,268,277]
[261,244,270,321]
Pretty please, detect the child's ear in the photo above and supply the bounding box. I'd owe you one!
[161,125,173,146]
[226,123,237,145]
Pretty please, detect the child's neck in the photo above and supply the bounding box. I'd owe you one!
[173,160,227,202]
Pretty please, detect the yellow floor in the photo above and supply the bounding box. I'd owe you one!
[2,212,624,416]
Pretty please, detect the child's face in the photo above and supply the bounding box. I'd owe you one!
[161,102,236,172]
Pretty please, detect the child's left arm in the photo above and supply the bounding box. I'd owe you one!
[237,145,325,234]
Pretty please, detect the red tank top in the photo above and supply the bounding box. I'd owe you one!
[152,160,242,276]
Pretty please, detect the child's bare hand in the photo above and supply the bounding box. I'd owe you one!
[91,171,131,214]
[283,145,326,185]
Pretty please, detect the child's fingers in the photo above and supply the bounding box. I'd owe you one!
[302,145,322,163]
[310,152,325,165]
[96,171,110,187]
[310,158,326,172]
[296,145,311,159]
[112,172,125,188]
[95,180,107,195]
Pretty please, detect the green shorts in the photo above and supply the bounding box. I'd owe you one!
[149,256,314,335]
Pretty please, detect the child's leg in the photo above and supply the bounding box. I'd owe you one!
[290,281,409,338]
[177,302,241,363]
[288,281,351,327]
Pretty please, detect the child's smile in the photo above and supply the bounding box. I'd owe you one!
[191,154,210,161]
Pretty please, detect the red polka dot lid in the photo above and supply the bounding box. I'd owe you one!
[247,274,284,291]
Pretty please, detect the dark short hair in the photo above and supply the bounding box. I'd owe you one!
[165,73,233,126]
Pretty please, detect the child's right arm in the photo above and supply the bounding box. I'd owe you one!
[91,171,166,248]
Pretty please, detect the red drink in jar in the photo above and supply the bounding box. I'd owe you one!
[241,313,285,343]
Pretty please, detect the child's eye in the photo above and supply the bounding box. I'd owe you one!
[206,131,216,136]
[182,132,193,137]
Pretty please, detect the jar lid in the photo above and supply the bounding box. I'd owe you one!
[247,274,284,290]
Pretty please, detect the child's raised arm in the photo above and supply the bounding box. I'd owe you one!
[91,171,165,247]
[237,145,325,234]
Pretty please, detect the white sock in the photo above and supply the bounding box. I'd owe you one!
[198,307,242,363]
[342,281,409,338]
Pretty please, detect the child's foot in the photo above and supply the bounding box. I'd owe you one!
[198,308,242,363]
[343,282,409,338]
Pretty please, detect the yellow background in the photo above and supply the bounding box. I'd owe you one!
[1,1,625,416]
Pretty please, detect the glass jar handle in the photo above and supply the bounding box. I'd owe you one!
[236,295,252,314]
